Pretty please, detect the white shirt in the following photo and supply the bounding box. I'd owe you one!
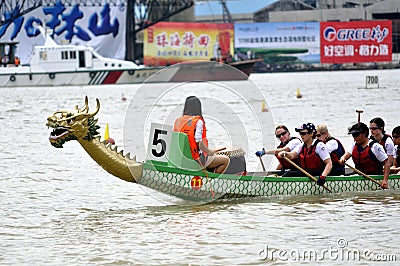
[284,137,302,151]
[347,141,388,162]
[393,145,398,159]
[293,139,331,161]
[195,119,204,143]
[383,136,395,156]
[325,138,339,153]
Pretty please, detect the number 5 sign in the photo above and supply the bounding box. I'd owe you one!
[147,123,173,162]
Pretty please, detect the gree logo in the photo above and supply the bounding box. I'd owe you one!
[323,25,389,43]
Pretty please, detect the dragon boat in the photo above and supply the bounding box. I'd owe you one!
[46,97,400,202]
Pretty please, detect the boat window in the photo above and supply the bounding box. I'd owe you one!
[118,64,122,67]
[39,51,48,61]
[111,63,115,67]
[70,51,76,59]
[104,63,108,67]
[78,51,85,67]
[61,51,68,60]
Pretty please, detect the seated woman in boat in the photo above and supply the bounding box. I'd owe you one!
[277,123,332,186]
[173,96,230,174]
[391,126,400,174]
[339,122,390,188]
[369,117,395,166]
[255,125,302,175]
[316,124,346,176]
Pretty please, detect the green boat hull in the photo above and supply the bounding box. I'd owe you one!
[138,161,400,202]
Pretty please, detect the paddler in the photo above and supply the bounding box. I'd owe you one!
[173,96,230,174]
[277,123,332,186]
[339,122,390,188]
[255,125,302,176]
[391,126,400,174]
[316,124,346,176]
[369,117,395,167]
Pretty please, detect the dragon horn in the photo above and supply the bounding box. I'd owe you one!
[87,98,100,117]
[56,98,100,122]
[81,96,89,113]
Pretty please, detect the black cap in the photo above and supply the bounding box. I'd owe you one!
[348,122,368,135]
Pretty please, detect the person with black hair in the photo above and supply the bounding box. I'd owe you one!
[256,125,302,174]
[369,117,395,166]
[339,122,390,188]
[391,126,400,174]
[174,96,230,174]
[277,122,332,185]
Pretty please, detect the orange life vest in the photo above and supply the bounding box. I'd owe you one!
[174,115,207,160]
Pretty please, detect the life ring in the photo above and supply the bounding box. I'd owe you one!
[49,73,55,79]
[89,72,96,78]
[128,70,135,75]
[10,75,16,82]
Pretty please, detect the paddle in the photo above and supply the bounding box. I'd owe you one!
[258,156,266,171]
[255,150,266,171]
[356,109,364,123]
[282,156,332,193]
[345,162,384,188]
[214,147,226,153]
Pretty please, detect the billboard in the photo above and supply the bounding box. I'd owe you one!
[234,22,320,64]
[0,2,126,64]
[320,20,392,64]
[143,22,234,66]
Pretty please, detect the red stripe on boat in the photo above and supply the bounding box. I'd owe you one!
[102,71,123,84]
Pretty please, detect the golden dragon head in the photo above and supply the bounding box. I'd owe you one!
[46,96,100,148]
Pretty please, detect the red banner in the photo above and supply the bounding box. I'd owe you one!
[320,20,392,64]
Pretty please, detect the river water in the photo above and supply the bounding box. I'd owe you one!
[1,69,400,265]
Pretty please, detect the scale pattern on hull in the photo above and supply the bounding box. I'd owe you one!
[139,165,400,202]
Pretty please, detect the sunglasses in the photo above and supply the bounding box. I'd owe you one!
[299,131,309,136]
[369,127,380,130]
[351,132,361,137]
[393,135,400,139]
[316,133,324,137]
[276,131,287,138]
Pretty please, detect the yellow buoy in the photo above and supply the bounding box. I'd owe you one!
[261,100,268,112]
[296,88,302,98]
[104,123,115,144]
[104,123,110,140]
